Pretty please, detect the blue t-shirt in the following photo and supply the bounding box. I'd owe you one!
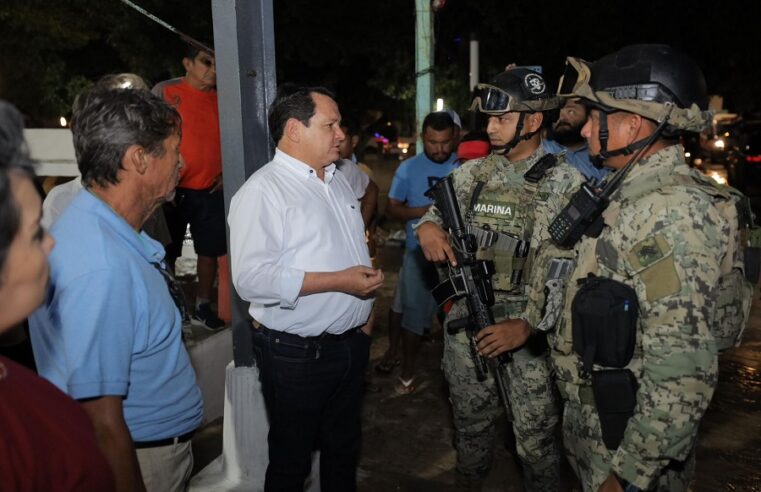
[29,190,203,441]
[542,139,611,185]
[388,151,458,250]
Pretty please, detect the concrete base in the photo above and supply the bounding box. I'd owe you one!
[190,362,320,491]
[187,328,233,423]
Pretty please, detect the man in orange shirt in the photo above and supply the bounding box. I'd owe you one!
[153,46,225,330]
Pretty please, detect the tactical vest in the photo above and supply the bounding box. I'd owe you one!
[612,168,756,350]
[464,153,556,295]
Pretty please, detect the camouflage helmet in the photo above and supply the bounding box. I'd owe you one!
[471,67,561,114]
[558,44,711,133]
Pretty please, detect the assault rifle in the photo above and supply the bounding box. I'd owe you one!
[425,175,513,419]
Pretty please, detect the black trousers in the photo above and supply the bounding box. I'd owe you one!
[253,326,370,492]
[163,187,227,261]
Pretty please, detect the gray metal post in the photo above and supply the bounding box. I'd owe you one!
[415,0,433,150]
[469,34,479,91]
[212,0,277,367]
[190,2,279,488]
[194,5,324,489]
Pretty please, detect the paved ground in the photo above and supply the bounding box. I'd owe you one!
[190,153,761,490]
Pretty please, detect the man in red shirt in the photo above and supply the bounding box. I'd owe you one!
[153,46,225,330]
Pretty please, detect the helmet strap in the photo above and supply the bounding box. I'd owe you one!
[499,112,540,154]
[592,112,651,168]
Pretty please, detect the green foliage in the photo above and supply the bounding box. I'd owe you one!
[0,0,209,124]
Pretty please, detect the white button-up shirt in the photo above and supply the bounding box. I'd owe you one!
[228,149,373,336]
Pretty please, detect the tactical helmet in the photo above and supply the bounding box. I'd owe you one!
[472,67,561,114]
[471,68,560,154]
[558,44,710,134]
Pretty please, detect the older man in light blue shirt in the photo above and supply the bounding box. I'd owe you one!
[29,87,202,492]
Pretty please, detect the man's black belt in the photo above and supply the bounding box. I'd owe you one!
[134,430,195,449]
[259,324,362,342]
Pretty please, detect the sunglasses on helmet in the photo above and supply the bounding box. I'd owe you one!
[557,57,593,98]
[470,84,515,114]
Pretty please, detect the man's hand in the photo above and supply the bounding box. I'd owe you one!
[339,265,384,297]
[598,474,625,492]
[475,318,531,358]
[210,174,223,193]
[417,222,457,265]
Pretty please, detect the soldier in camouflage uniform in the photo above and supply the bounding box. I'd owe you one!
[546,45,751,492]
[416,68,585,491]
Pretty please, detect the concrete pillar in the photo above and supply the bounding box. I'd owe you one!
[190,363,321,491]
[415,0,434,150]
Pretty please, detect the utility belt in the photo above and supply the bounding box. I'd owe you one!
[570,273,641,450]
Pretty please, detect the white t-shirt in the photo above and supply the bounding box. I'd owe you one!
[42,178,83,229]
[335,158,370,200]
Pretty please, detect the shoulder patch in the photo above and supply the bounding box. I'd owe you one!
[628,234,681,301]
[628,235,670,270]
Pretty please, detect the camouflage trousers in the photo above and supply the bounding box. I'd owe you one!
[442,302,561,491]
[562,399,695,491]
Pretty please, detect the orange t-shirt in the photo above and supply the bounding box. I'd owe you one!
[153,78,221,190]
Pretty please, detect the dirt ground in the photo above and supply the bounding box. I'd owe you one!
[356,241,526,491]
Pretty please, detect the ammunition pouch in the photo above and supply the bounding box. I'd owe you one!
[591,369,638,450]
[571,274,639,374]
[469,225,530,291]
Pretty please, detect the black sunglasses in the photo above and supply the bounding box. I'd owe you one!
[152,262,190,323]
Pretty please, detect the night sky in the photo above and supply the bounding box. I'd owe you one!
[1,0,758,125]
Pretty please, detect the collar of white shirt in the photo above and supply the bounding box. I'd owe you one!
[275,149,337,184]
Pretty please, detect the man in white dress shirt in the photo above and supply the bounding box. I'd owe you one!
[228,86,383,491]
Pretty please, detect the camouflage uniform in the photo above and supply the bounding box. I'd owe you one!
[549,145,731,491]
[418,145,584,490]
